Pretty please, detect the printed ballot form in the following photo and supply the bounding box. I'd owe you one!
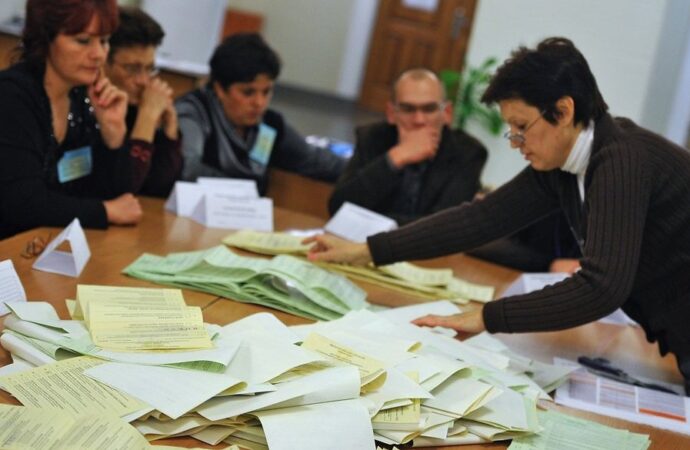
[554,358,690,435]
[76,285,213,351]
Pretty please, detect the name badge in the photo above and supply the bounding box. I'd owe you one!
[57,146,93,183]
[248,124,277,166]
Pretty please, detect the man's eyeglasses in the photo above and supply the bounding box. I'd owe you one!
[503,113,543,145]
[395,101,446,115]
[113,61,159,78]
[20,234,51,259]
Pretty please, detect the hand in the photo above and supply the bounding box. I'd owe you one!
[88,73,128,149]
[103,193,142,225]
[388,126,440,168]
[139,78,173,119]
[131,78,176,142]
[549,258,581,274]
[412,306,486,337]
[161,103,179,141]
[303,234,372,265]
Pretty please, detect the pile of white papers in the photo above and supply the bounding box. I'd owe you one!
[123,245,368,321]
[224,229,495,303]
[0,300,647,449]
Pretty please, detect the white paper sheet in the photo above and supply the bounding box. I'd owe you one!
[85,362,244,419]
[197,366,361,421]
[325,202,397,243]
[255,399,375,450]
[0,260,26,316]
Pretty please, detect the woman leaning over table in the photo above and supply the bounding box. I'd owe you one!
[306,37,690,394]
[0,0,142,240]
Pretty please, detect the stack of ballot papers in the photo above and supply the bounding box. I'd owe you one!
[223,229,495,303]
[123,245,368,321]
[0,300,622,449]
[74,285,213,351]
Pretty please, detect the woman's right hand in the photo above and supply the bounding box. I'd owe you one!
[303,234,372,265]
[103,193,142,225]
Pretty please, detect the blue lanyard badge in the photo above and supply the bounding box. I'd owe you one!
[248,124,277,166]
[57,146,93,183]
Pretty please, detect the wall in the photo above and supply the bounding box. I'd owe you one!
[460,0,669,187]
[231,0,365,96]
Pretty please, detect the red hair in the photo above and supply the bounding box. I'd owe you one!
[20,0,119,68]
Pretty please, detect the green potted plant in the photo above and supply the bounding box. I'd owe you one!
[440,57,503,135]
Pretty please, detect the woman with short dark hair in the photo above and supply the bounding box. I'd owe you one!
[306,37,690,393]
[0,0,142,239]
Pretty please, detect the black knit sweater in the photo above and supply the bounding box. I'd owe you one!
[369,113,690,357]
[0,63,129,239]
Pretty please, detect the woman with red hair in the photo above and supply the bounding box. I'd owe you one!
[0,0,142,239]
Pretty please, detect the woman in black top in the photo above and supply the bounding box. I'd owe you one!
[0,0,142,239]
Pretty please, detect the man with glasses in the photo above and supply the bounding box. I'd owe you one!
[104,7,182,197]
[329,68,487,224]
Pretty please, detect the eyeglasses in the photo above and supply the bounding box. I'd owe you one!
[503,113,543,145]
[395,101,446,115]
[20,234,51,259]
[112,61,159,78]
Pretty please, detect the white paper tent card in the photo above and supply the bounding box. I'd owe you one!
[165,181,203,217]
[325,202,397,243]
[197,177,259,198]
[166,179,260,217]
[191,193,273,231]
[32,218,90,277]
[0,260,27,316]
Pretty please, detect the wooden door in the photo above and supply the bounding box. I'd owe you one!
[359,0,477,112]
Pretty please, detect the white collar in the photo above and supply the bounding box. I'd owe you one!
[561,121,594,176]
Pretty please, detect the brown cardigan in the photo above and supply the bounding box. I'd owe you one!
[369,113,690,359]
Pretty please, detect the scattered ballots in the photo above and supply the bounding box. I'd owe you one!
[0,300,624,449]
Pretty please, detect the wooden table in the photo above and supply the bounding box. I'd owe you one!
[1,197,688,449]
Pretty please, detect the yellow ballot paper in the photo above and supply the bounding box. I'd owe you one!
[0,405,150,450]
[75,284,186,321]
[301,332,387,392]
[0,356,147,417]
[447,277,495,303]
[76,284,212,351]
[223,229,310,255]
[379,262,453,286]
[372,373,423,431]
[88,303,212,351]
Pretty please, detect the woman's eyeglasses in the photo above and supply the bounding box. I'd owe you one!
[503,113,544,145]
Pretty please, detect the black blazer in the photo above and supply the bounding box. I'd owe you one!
[329,122,487,224]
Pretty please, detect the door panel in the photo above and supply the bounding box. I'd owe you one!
[359,0,477,112]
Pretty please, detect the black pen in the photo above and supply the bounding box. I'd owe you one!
[577,356,679,395]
